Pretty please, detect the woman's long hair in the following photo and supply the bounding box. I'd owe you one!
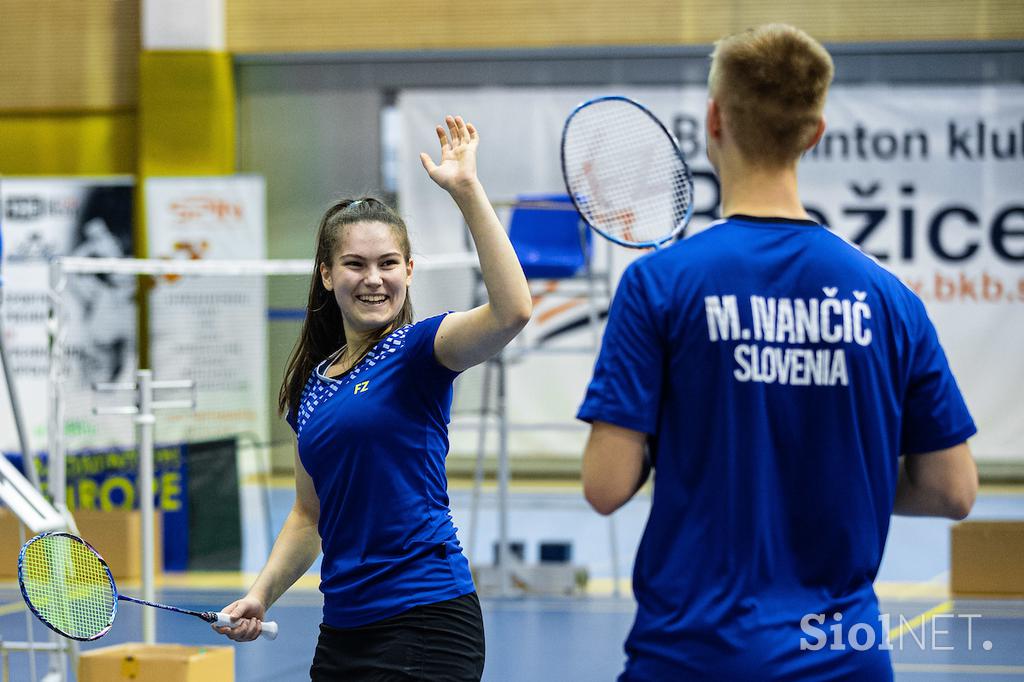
[278,197,414,418]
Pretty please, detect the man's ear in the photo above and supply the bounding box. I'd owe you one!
[806,117,826,150]
[706,98,723,141]
[319,262,332,290]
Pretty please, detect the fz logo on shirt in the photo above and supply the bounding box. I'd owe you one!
[353,381,370,395]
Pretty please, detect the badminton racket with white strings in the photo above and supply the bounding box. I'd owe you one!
[18,531,278,641]
[561,95,694,249]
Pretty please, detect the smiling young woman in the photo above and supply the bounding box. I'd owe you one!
[322,220,413,340]
[213,115,532,682]
[316,212,416,377]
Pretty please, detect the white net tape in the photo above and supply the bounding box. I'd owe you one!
[48,255,483,472]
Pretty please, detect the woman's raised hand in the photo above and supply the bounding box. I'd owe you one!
[420,115,480,195]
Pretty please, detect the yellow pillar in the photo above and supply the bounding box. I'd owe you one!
[138,51,235,178]
[136,0,235,363]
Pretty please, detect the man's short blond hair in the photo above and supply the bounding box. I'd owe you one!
[709,24,834,167]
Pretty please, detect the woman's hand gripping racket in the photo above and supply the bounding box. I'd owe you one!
[18,532,278,641]
[561,95,694,249]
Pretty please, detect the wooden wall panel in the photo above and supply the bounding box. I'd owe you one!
[0,0,139,111]
[227,0,1024,54]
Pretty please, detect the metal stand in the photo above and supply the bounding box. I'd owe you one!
[466,356,513,596]
[466,362,492,567]
[0,639,70,682]
[93,371,194,644]
[494,354,512,596]
[464,201,620,597]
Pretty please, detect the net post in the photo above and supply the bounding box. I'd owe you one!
[47,259,68,523]
[136,369,157,644]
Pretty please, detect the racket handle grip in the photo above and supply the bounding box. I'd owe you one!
[260,620,279,640]
[213,612,279,640]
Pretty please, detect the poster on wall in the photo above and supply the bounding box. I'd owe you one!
[144,176,268,450]
[397,85,1024,462]
[0,177,136,456]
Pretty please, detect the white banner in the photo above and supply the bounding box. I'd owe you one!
[144,176,268,447]
[398,86,1024,461]
[0,178,136,454]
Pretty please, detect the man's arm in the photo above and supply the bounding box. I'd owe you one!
[893,441,977,520]
[582,421,650,515]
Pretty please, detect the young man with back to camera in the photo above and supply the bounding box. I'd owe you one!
[577,23,978,681]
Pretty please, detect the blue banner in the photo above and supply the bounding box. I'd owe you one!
[4,445,190,571]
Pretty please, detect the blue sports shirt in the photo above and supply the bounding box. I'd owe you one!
[578,215,976,681]
[288,313,475,628]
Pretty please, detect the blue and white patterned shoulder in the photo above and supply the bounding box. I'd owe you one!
[295,324,414,434]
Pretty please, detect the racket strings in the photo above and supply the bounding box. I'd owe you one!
[21,535,116,639]
[564,100,693,244]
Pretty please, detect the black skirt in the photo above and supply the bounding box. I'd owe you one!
[310,592,485,681]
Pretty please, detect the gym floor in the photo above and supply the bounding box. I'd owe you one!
[2,484,1022,681]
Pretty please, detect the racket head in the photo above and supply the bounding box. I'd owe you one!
[560,95,694,249]
[18,532,118,641]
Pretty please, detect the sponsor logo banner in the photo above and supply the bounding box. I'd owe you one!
[145,176,268,449]
[398,86,1023,459]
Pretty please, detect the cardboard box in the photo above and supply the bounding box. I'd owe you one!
[951,520,1024,597]
[75,509,164,582]
[0,508,162,582]
[0,509,32,580]
[78,643,233,682]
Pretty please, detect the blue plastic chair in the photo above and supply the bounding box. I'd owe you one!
[507,194,591,279]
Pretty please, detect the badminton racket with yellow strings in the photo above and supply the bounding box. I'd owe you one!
[18,531,278,641]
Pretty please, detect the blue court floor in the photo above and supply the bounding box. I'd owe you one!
[2,485,1023,681]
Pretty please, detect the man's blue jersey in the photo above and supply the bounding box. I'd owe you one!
[288,313,474,628]
[578,215,976,681]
